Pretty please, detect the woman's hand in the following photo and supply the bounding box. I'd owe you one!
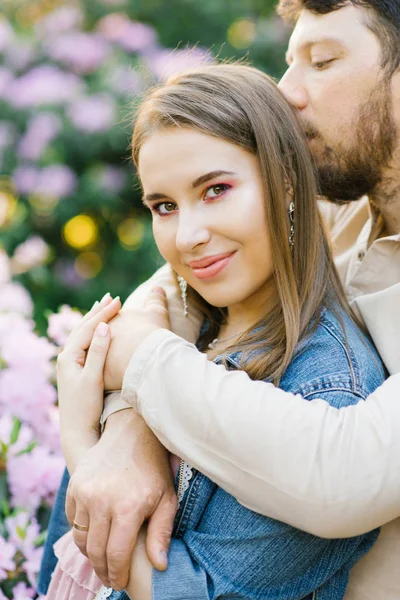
[56,293,121,471]
[104,287,172,391]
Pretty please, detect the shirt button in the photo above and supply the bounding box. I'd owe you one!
[357,251,365,261]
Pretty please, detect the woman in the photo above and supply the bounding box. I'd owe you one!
[49,64,385,600]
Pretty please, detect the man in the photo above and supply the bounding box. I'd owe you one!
[38,1,400,598]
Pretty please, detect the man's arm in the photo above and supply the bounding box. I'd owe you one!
[122,329,400,539]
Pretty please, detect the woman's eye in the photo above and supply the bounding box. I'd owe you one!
[204,184,231,200]
[153,202,177,215]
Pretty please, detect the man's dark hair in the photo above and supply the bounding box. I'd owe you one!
[277,0,400,74]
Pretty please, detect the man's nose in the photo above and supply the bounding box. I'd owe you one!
[175,210,211,253]
[279,67,308,111]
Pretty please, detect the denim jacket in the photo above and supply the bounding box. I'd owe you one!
[39,307,385,600]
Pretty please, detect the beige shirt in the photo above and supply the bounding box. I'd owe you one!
[112,198,400,600]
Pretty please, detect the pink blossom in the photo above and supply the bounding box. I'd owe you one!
[97,164,127,193]
[35,5,84,36]
[12,165,40,196]
[46,32,109,74]
[23,545,44,589]
[18,112,62,161]
[147,47,213,81]
[7,446,64,511]
[35,164,77,198]
[0,415,34,457]
[4,38,37,71]
[68,94,117,133]
[10,581,36,599]
[0,369,56,428]
[0,318,55,373]
[35,405,61,454]
[5,512,40,555]
[108,65,144,96]
[47,304,82,346]
[98,13,157,52]
[14,164,77,198]
[0,282,33,316]
[116,21,157,53]
[0,535,16,579]
[6,65,84,108]
[12,235,50,273]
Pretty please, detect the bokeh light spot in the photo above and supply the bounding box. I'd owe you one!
[227,19,256,49]
[117,217,144,249]
[63,214,98,249]
[75,251,103,279]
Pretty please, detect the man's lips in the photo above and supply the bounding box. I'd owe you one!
[188,252,236,280]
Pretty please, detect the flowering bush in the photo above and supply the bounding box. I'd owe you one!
[0,2,212,326]
[0,246,83,598]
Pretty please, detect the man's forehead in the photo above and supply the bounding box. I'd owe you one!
[286,4,369,57]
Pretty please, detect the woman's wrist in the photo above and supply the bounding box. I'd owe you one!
[60,428,99,474]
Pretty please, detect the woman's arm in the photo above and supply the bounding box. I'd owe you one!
[122,328,400,538]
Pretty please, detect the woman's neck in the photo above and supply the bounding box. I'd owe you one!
[220,280,277,340]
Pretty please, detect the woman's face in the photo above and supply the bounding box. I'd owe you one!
[139,127,275,315]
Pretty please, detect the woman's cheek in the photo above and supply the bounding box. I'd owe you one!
[152,221,178,265]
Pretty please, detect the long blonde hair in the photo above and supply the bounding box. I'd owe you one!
[132,63,353,383]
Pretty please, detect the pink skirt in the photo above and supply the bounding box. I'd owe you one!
[46,530,103,600]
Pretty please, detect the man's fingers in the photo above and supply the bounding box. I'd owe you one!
[71,510,90,557]
[84,322,111,374]
[146,494,177,571]
[106,513,145,590]
[86,513,112,587]
[144,287,171,327]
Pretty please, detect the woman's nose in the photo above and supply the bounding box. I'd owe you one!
[175,210,211,253]
[279,67,308,111]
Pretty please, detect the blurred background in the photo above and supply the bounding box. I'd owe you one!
[0,0,289,331]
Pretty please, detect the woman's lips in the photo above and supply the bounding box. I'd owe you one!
[190,252,236,280]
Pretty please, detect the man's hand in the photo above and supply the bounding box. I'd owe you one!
[65,409,177,591]
[104,287,171,390]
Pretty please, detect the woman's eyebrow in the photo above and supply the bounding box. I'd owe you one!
[191,170,236,189]
[142,170,236,204]
[142,192,168,204]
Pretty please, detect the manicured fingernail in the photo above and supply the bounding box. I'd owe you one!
[96,322,109,336]
[111,296,120,305]
[92,300,99,309]
[100,292,111,305]
[159,550,168,564]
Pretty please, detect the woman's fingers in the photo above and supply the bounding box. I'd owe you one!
[84,322,111,375]
[65,297,121,356]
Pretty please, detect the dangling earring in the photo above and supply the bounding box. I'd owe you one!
[288,201,295,250]
[177,275,188,317]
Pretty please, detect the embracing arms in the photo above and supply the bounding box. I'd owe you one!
[120,327,400,538]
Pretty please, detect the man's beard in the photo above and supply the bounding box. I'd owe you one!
[303,81,397,203]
